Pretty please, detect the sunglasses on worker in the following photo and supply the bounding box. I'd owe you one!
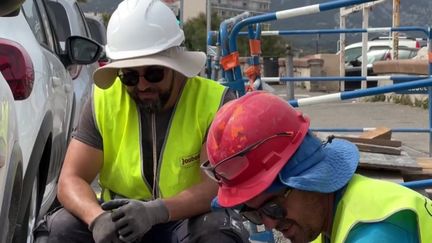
[240,188,292,225]
[201,132,294,183]
[118,66,165,86]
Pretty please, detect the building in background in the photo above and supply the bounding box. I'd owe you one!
[211,0,270,19]
[176,0,271,23]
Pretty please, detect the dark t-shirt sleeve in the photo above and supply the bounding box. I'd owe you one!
[221,88,238,106]
[71,96,103,150]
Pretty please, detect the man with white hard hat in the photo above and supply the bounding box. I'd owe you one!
[34,0,249,242]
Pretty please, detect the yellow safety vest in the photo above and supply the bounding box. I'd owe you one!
[312,174,432,243]
[93,76,226,201]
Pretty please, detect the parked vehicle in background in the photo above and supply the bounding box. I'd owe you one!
[46,0,99,129]
[0,0,102,241]
[85,15,109,67]
[344,36,421,64]
[344,47,419,90]
[0,1,25,241]
[346,47,419,73]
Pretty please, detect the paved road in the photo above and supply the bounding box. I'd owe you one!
[272,84,430,158]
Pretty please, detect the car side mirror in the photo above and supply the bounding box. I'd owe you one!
[64,36,103,66]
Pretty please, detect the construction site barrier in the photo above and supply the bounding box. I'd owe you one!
[208,0,432,242]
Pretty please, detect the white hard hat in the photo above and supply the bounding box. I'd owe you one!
[106,0,185,60]
[93,0,206,89]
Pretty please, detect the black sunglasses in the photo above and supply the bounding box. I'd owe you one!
[239,188,291,225]
[118,66,165,86]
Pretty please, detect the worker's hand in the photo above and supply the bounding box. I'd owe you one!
[89,211,123,243]
[102,199,170,243]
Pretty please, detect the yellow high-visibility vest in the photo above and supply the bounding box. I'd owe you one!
[312,174,432,243]
[93,76,226,201]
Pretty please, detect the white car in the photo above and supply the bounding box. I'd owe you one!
[344,36,421,64]
[0,0,102,241]
[46,0,100,128]
[0,1,25,242]
[0,73,23,243]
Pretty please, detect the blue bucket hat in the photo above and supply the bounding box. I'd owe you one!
[267,131,359,193]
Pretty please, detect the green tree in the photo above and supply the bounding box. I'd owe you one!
[101,12,111,27]
[183,13,287,57]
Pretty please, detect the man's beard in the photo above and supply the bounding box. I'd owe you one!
[132,85,172,113]
[137,99,162,113]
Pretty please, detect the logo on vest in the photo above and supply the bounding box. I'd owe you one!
[180,153,200,167]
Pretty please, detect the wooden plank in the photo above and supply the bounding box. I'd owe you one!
[402,157,432,182]
[359,127,392,140]
[359,151,421,171]
[355,143,401,155]
[334,135,402,147]
[416,158,432,170]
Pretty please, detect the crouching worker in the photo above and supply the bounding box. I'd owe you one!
[202,91,432,243]
[33,0,250,242]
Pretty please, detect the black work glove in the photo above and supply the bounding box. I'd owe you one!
[102,199,170,243]
[89,211,123,243]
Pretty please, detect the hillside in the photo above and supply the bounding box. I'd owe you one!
[80,0,432,53]
[270,0,432,53]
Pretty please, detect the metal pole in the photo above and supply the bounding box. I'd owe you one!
[392,0,400,59]
[285,44,294,100]
[428,27,432,156]
[179,0,184,27]
[361,7,369,89]
[206,0,211,35]
[339,8,346,91]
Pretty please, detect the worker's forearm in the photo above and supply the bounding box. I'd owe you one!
[163,181,218,220]
[58,176,103,225]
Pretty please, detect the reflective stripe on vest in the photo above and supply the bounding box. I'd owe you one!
[331,174,432,243]
[93,76,226,201]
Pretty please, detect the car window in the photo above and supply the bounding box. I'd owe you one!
[22,0,48,46]
[369,45,392,51]
[86,17,106,45]
[46,1,70,43]
[22,0,56,52]
[345,47,362,63]
[398,49,418,59]
[74,3,89,37]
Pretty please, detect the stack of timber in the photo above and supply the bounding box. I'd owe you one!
[330,127,425,181]
[335,127,402,156]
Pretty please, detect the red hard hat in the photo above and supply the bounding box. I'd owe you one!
[206,91,310,207]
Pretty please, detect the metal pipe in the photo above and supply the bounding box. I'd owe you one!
[237,27,429,38]
[289,77,432,107]
[311,128,432,133]
[428,27,432,156]
[258,75,428,82]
